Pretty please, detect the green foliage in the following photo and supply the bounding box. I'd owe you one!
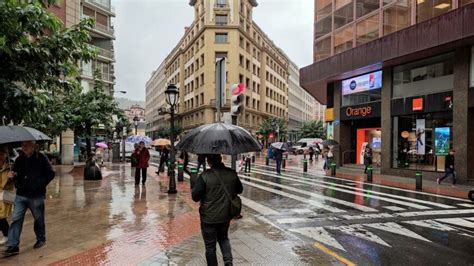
[298,120,326,139]
[256,117,287,144]
[154,124,183,139]
[0,0,96,130]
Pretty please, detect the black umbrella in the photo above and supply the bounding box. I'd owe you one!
[322,139,339,147]
[0,126,51,145]
[176,122,261,155]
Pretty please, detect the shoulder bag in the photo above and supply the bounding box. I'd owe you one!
[217,173,242,218]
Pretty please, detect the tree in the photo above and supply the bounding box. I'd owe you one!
[298,120,326,139]
[0,0,96,130]
[256,117,287,146]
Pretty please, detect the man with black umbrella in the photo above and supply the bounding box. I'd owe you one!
[273,148,283,175]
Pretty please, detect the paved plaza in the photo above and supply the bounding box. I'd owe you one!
[1,155,473,265]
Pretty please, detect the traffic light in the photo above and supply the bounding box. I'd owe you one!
[231,83,245,116]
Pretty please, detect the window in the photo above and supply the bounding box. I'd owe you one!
[215,33,228,43]
[334,26,354,54]
[393,53,454,99]
[417,0,451,22]
[316,0,332,20]
[392,112,452,172]
[315,15,332,39]
[239,54,244,66]
[315,36,331,62]
[215,52,228,59]
[334,3,353,30]
[384,0,411,35]
[356,0,379,18]
[215,15,228,25]
[216,0,226,7]
[356,14,379,45]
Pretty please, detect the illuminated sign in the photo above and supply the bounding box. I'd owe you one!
[342,71,382,96]
[345,106,373,117]
[340,102,381,121]
[412,98,423,111]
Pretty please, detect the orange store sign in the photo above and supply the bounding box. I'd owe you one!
[345,106,373,117]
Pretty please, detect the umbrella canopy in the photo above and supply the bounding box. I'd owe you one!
[271,142,288,151]
[153,138,171,146]
[95,142,108,148]
[126,135,152,145]
[0,126,51,145]
[322,139,339,147]
[176,122,261,155]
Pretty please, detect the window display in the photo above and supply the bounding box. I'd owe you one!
[392,112,452,172]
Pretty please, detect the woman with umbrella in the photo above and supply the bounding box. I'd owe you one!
[0,146,14,245]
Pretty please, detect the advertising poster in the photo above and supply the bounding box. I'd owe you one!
[435,127,450,155]
[415,119,425,155]
[342,71,382,96]
[326,122,334,140]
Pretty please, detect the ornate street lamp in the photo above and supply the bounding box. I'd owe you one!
[165,84,179,194]
[133,116,139,135]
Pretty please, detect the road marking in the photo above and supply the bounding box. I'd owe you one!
[364,222,431,242]
[435,218,474,229]
[341,213,393,220]
[289,227,346,251]
[291,208,315,214]
[382,206,406,211]
[239,174,378,212]
[250,170,433,210]
[240,196,280,216]
[403,219,458,231]
[253,168,455,209]
[396,209,474,217]
[327,224,391,247]
[457,203,474,208]
[313,243,356,266]
[239,179,347,213]
[253,163,471,202]
[276,218,310,224]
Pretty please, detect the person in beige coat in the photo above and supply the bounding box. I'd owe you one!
[0,147,14,246]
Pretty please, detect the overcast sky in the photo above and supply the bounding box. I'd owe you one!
[111,0,314,101]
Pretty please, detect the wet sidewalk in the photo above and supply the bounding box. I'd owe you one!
[253,154,473,200]
[2,163,334,265]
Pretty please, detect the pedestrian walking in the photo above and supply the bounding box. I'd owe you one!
[179,151,191,176]
[322,146,330,171]
[131,143,138,177]
[308,146,315,161]
[132,141,150,185]
[191,154,243,266]
[363,146,373,174]
[273,148,283,174]
[3,141,55,257]
[0,147,14,246]
[157,146,169,174]
[437,149,456,186]
[197,154,206,172]
[96,147,104,165]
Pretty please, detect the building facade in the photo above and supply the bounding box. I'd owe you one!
[145,62,167,139]
[301,1,474,182]
[152,0,289,135]
[288,61,326,141]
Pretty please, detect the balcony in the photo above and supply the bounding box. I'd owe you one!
[81,14,115,37]
[83,0,115,15]
[89,45,114,61]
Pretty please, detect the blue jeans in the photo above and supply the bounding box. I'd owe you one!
[275,159,282,174]
[7,195,46,248]
[439,168,456,185]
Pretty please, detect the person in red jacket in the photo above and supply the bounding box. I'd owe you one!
[132,141,150,186]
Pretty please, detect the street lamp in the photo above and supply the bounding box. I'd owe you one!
[133,116,139,135]
[165,84,179,194]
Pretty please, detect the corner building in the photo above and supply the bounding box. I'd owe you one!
[159,0,290,134]
[301,1,474,182]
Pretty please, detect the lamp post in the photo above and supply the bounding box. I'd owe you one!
[165,84,179,194]
[133,116,139,135]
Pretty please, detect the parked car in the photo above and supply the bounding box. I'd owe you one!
[291,138,323,155]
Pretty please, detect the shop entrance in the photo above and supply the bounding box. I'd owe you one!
[356,128,382,165]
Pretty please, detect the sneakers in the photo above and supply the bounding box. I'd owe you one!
[33,241,46,249]
[436,178,441,185]
[0,236,7,246]
[2,246,19,257]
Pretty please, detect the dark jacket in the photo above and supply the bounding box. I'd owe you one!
[363,150,372,166]
[273,149,283,161]
[192,164,243,224]
[12,152,55,198]
[445,154,454,168]
[132,147,150,169]
[179,151,189,165]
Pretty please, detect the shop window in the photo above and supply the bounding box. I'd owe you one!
[417,0,451,23]
[356,14,379,45]
[356,0,379,18]
[393,53,454,99]
[315,15,332,39]
[334,3,354,30]
[316,0,332,20]
[392,112,453,172]
[383,0,411,35]
[334,25,354,54]
[315,36,331,62]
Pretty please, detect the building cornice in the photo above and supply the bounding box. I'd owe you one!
[190,0,257,7]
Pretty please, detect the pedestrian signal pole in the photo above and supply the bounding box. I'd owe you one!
[230,83,245,170]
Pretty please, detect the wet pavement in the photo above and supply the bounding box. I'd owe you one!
[2,155,473,265]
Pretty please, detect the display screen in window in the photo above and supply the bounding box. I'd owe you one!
[434,127,450,156]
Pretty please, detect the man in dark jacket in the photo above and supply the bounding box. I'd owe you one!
[4,141,55,257]
[192,154,243,266]
[156,146,169,174]
[179,151,191,176]
[437,149,456,185]
[273,148,283,174]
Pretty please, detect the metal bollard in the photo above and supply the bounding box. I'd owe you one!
[265,156,269,166]
[190,167,198,189]
[177,163,184,182]
[330,162,336,176]
[366,166,373,182]
[416,171,422,190]
[303,159,308,172]
[468,190,474,201]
